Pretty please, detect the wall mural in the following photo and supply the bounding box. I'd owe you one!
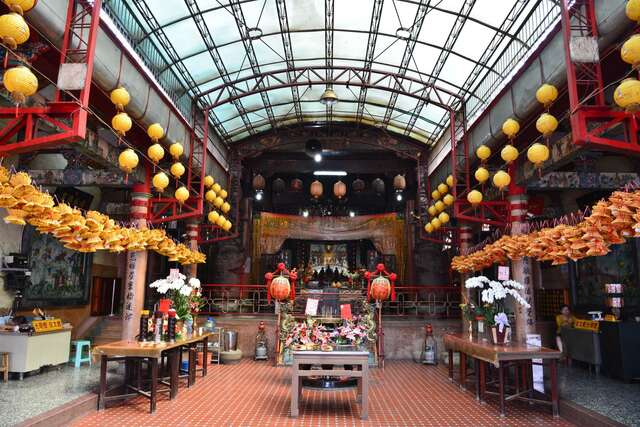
[21,226,92,308]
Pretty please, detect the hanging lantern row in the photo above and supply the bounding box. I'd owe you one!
[424,174,455,234]
[615,10,640,111]
[204,174,232,231]
[0,167,205,264]
[0,0,35,53]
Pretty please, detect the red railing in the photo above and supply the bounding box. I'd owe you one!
[199,284,461,318]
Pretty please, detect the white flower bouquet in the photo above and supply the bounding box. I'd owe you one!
[464,276,530,328]
[150,274,202,320]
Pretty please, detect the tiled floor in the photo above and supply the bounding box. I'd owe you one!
[72,360,572,427]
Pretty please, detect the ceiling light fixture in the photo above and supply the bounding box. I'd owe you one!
[313,171,347,176]
[255,190,263,201]
[349,211,355,218]
[302,210,309,218]
[314,153,322,162]
[396,192,403,202]
[320,88,338,106]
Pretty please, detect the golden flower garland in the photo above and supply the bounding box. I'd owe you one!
[451,189,639,273]
[0,167,205,265]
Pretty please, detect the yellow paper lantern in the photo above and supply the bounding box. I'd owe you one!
[110,87,130,111]
[476,145,491,161]
[175,186,189,204]
[474,167,489,183]
[492,170,511,190]
[3,0,35,15]
[500,144,519,164]
[112,112,132,136]
[626,0,640,22]
[208,210,220,224]
[170,162,185,179]
[621,35,640,67]
[431,190,441,201]
[213,196,224,208]
[502,118,520,139]
[215,214,226,227]
[205,189,217,203]
[435,200,445,213]
[437,183,448,195]
[467,190,483,205]
[221,201,231,213]
[527,143,550,167]
[218,189,228,199]
[204,175,214,188]
[427,205,437,217]
[152,172,169,192]
[3,66,37,104]
[424,223,434,233]
[118,149,139,174]
[438,212,450,224]
[212,183,222,194]
[443,194,454,206]
[147,123,164,141]
[169,142,183,160]
[535,83,558,107]
[431,217,442,230]
[536,113,558,136]
[446,175,454,187]
[0,13,29,49]
[147,143,164,164]
[614,78,640,111]
[223,220,232,232]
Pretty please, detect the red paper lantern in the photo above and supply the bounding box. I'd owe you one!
[370,276,391,301]
[270,275,291,301]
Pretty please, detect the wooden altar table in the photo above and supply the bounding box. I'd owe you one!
[94,333,210,413]
[443,333,561,417]
[290,350,369,419]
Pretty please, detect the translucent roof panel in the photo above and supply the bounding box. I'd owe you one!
[104,0,561,144]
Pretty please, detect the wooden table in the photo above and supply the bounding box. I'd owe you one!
[94,333,210,413]
[291,350,369,420]
[444,333,561,417]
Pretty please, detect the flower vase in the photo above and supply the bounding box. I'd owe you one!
[185,318,194,338]
[491,326,510,345]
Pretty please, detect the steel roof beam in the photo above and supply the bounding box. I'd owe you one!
[382,0,430,126]
[275,0,303,124]
[325,0,334,123]
[229,0,278,130]
[129,0,229,141]
[404,0,475,136]
[356,0,384,124]
[183,0,256,136]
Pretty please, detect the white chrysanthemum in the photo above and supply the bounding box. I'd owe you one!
[179,285,192,296]
[189,278,201,289]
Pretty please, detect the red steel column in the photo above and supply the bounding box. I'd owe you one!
[509,190,536,342]
[186,221,199,278]
[122,183,150,341]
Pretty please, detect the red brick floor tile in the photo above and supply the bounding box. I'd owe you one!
[72,359,573,427]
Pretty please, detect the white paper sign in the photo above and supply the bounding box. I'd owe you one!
[498,266,510,281]
[305,298,319,316]
[526,334,544,393]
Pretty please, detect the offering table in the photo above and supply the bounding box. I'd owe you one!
[94,332,210,413]
[444,333,561,417]
[291,350,369,419]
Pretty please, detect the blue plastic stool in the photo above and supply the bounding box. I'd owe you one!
[71,340,92,368]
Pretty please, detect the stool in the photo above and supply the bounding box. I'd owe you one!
[71,340,92,368]
[1,352,8,382]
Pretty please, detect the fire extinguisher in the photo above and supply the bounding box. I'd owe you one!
[421,323,437,365]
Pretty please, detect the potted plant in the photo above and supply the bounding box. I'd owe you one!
[465,276,530,345]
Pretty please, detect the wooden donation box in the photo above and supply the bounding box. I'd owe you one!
[0,327,72,376]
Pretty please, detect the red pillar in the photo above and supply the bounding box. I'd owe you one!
[186,221,199,278]
[459,225,473,331]
[121,183,150,342]
[508,178,536,342]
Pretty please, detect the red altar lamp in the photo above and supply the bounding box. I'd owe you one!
[365,263,397,302]
[265,262,298,303]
